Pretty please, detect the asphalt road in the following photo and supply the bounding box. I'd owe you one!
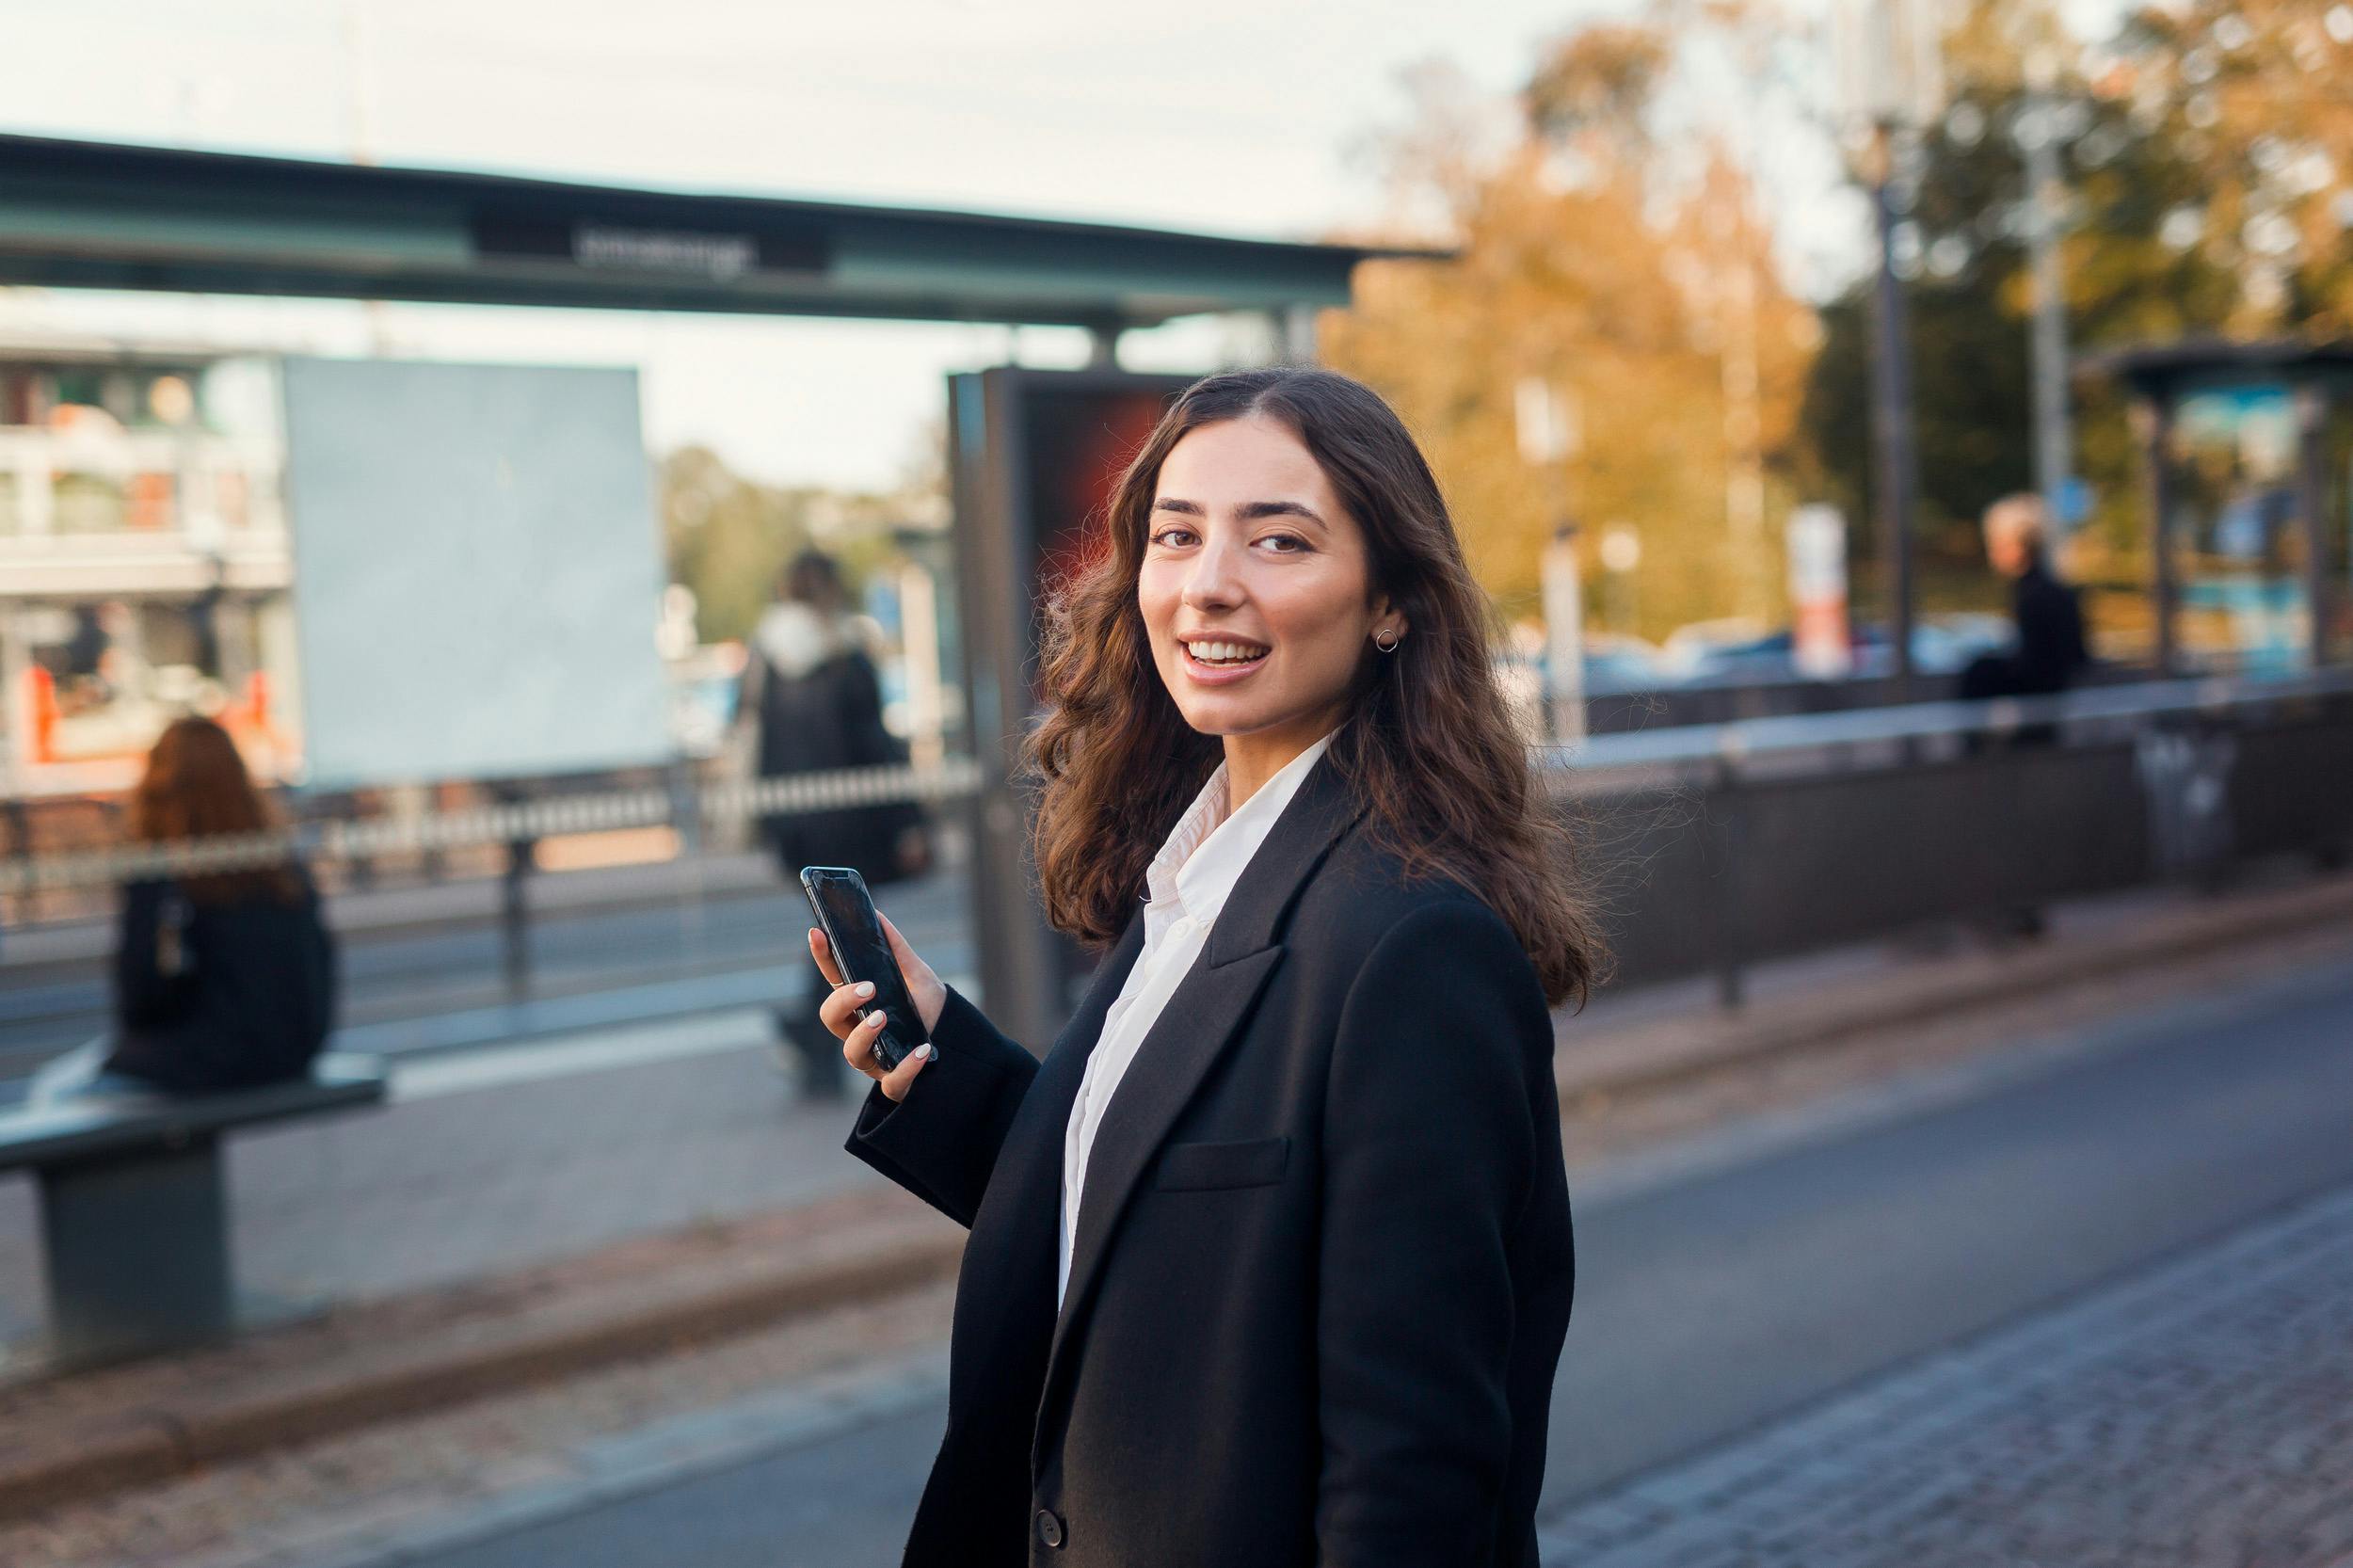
[373,952,2353,1567]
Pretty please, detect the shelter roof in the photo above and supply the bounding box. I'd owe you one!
[2079,337,2353,398]
[0,135,1443,328]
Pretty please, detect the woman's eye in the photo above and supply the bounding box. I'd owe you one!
[1260,533,1307,553]
[1149,527,1195,548]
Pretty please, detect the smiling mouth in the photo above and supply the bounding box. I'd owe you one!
[1180,639,1271,667]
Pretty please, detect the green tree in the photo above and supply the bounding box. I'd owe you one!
[2111,0,2353,334]
[661,443,941,647]
[1796,17,2238,617]
[660,445,813,645]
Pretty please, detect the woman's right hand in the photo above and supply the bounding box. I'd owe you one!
[809,911,940,1102]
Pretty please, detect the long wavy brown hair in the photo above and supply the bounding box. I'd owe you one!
[130,716,302,904]
[1022,366,1605,1010]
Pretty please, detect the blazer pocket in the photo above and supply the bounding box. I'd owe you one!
[1153,1135,1290,1192]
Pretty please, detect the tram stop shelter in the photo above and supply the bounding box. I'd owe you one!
[0,134,1406,345]
[2084,339,2353,677]
[0,133,1434,1047]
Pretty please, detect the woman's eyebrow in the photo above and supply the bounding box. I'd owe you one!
[1151,497,1328,531]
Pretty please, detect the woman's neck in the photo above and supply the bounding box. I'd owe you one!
[1223,712,1341,813]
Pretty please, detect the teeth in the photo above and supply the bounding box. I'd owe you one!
[1186,640,1268,663]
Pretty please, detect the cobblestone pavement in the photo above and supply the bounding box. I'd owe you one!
[1535,1180,2353,1568]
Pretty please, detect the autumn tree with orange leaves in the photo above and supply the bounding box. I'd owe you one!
[1321,21,1819,646]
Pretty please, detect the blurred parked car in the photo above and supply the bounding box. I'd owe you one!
[1644,614,2016,687]
[667,642,746,759]
[1849,615,2015,680]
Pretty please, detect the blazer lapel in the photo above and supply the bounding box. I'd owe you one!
[1033,749,1369,1453]
[983,909,1146,1254]
[1060,909,1148,1063]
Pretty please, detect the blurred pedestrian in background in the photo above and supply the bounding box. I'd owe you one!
[30,716,336,1103]
[1959,492,2090,703]
[1958,494,2089,939]
[740,549,931,1101]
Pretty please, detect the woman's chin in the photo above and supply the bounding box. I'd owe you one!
[1174,704,1257,736]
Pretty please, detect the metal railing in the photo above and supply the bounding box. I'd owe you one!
[6,674,2348,1015]
[1,759,985,898]
[1552,669,2353,1002]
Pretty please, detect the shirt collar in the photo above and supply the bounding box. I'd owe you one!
[1144,728,1339,932]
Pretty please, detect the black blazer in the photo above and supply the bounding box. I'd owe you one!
[846,750,1574,1567]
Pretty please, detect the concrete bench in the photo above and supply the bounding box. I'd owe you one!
[0,1054,389,1366]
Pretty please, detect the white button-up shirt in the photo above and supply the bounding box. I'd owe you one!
[1058,728,1337,1308]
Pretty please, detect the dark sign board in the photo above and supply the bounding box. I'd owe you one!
[470,213,830,279]
[1012,375,1192,687]
[946,366,1195,1045]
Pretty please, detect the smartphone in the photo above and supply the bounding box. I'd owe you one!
[799,866,927,1072]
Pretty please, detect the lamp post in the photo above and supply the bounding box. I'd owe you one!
[1836,0,1949,696]
[1865,123,1921,693]
[1600,523,1643,640]
[1517,376,1585,744]
[2018,41,2078,534]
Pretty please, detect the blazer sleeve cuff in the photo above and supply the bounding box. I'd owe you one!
[843,984,1034,1227]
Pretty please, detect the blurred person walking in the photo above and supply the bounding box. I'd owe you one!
[740,550,931,1102]
[1957,494,2090,940]
[30,716,335,1103]
[1959,492,2089,703]
[809,368,1598,1566]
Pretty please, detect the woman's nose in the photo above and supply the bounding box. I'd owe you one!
[1180,540,1247,608]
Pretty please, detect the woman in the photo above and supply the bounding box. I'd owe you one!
[812,367,1600,1566]
[31,716,335,1102]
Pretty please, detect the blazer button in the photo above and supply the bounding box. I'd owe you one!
[1035,1508,1065,1549]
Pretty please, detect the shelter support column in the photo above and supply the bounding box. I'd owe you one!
[1270,305,1320,365]
[1084,324,1121,371]
[2294,384,2334,668]
[2136,392,2179,677]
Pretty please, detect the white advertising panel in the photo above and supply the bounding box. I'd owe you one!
[280,358,670,789]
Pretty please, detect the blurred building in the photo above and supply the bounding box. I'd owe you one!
[0,330,297,793]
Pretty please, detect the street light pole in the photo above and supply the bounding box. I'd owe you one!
[1864,120,1921,694]
[1838,0,1948,696]
[1516,376,1585,744]
[2021,48,2076,529]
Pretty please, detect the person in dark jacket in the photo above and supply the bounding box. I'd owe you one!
[1960,492,2090,701]
[806,368,1603,1566]
[1957,494,2090,938]
[739,551,930,1100]
[31,715,335,1103]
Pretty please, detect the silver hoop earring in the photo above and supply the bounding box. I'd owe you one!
[1374,630,1401,653]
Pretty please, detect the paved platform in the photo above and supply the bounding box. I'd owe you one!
[1536,1179,2353,1568]
[0,1029,868,1351]
[3,868,2347,1353]
[3,941,2349,1567]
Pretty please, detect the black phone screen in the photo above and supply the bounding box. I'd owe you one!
[799,866,927,1072]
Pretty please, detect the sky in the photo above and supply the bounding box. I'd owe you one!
[0,0,1880,490]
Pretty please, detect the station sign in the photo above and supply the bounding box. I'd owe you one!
[470,212,830,280]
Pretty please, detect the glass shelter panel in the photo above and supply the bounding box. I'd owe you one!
[2167,384,2313,674]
